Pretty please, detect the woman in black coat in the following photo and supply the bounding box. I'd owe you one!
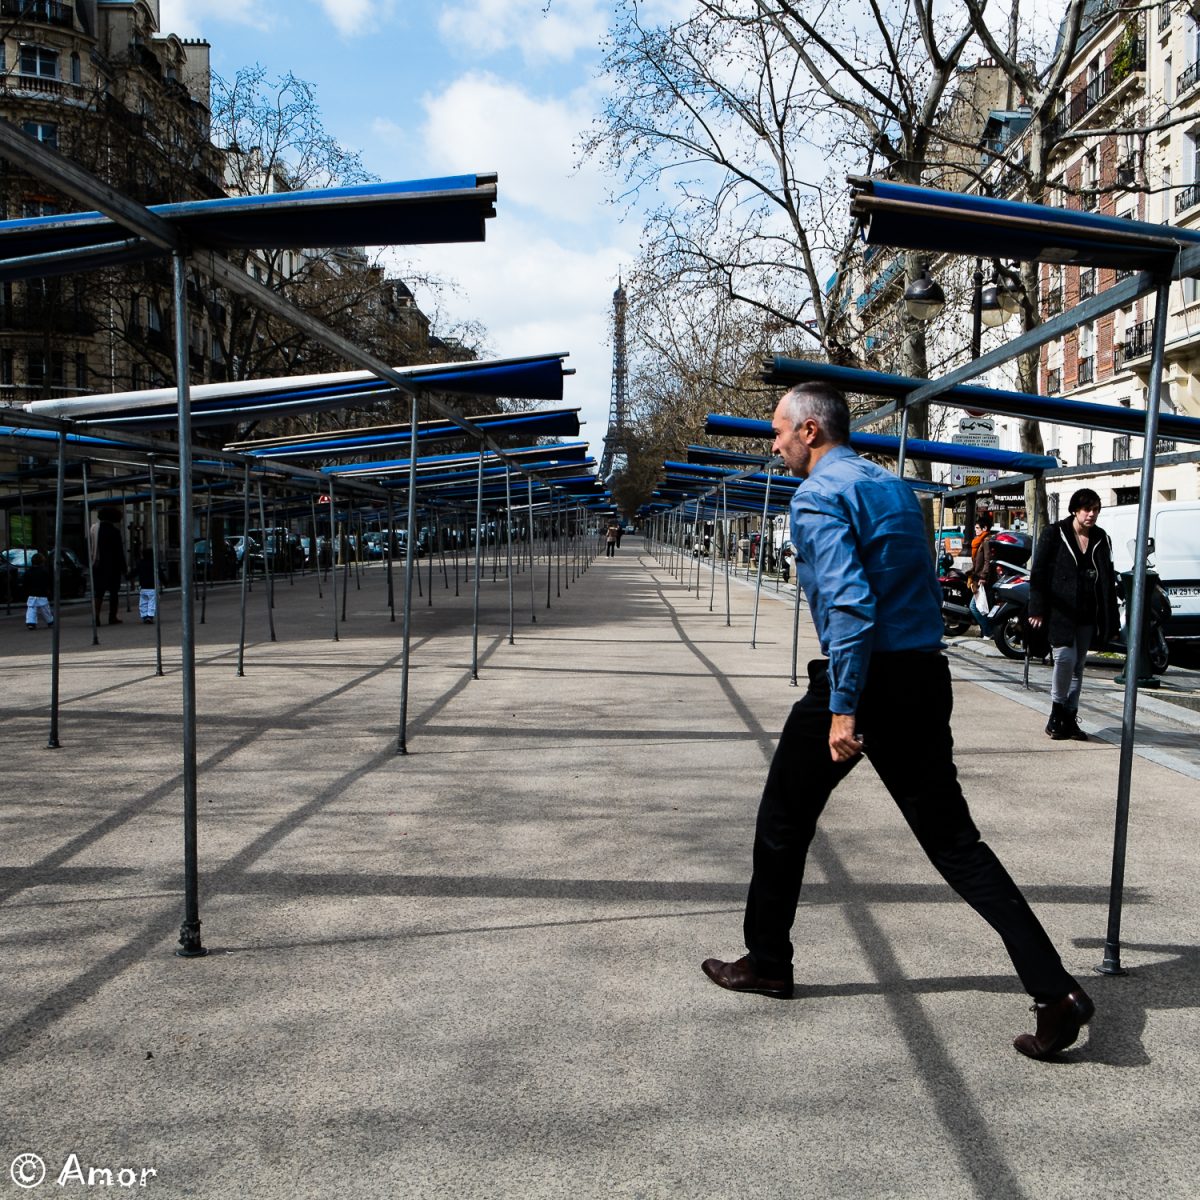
[1028,488,1120,741]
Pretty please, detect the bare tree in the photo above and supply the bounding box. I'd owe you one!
[588,0,995,505]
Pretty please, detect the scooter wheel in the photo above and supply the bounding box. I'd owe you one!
[993,616,1028,660]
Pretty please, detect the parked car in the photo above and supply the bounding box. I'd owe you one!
[1,547,87,601]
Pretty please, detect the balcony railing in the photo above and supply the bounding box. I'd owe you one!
[1048,40,1146,141]
[1125,318,1155,359]
[1176,181,1200,215]
[1116,157,1137,187]
[1044,287,1062,316]
[1179,57,1200,97]
[1078,441,1094,466]
[1045,366,1062,395]
[1079,270,1096,300]
[1160,2,1172,33]
[0,0,74,26]
[1077,355,1095,386]
[1156,438,1177,454]
[1113,434,1132,461]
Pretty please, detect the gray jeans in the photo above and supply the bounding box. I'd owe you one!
[1050,625,1093,710]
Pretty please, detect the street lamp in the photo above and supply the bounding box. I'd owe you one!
[903,267,946,320]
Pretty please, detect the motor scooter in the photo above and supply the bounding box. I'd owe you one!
[939,564,973,635]
[986,553,1171,672]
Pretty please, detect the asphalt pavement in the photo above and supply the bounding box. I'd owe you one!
[2,543,1198,1198]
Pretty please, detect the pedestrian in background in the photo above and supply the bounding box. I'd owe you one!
[24,552,54,630]
[1028,488,1119,742]
[969,514,996,637]
[605,520,619,558]
[89,506,126,625]
[135,546,158,624]
[701,382,1093,1061]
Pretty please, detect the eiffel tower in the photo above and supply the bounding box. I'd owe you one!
[599,278,629,482]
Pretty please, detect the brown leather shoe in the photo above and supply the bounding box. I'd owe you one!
[701,955,793,999]
[1013,988,1095,1059]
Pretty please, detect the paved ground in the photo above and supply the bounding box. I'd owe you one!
[2,542,1198,1199]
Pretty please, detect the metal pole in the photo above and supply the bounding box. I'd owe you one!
[256,483,276,643]
[200,485,211,624]
[81,461,99,646]
[172,252,205,958]
[471,448,484,680]
[528,477,537,624]
[751,467,773,649]
[722,486,731,628]
[1098,276,1171,978]
[47,432,66,749]
[328,485,339,643]
[309,496,322,601]
[386,494,396,622]
[505,468,515,645]
[237,465,250,676]
[790,563,803,687]
[398,395,420,754]
[149,456,163,677]
[897,405,910,479]
[546,494,554,610]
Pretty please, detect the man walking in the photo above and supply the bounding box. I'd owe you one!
[701,383,1093,1059]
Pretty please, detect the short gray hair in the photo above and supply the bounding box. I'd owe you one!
[780,383,850,444]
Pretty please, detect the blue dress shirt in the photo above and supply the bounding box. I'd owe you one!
[789,444,944,714]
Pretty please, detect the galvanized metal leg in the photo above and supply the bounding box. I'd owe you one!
[527,477,537,623]
[1099,277,1172,978]
[237,465,251,676]
[81,461,99,646]
[200,485,212,623]
[47,432,66,749]
[722,487,731,629]
[504,469,515,644]
[149,456,164,677]
[751,468,773,648]
[257,483,276,642]
[472,449,484,680]
[386,494,395,621]
[398,395,420,754]
[329,485,339,643]
[309,497,322,601]
[171,252,205,959]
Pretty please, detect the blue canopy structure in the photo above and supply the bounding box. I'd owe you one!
[234,408,582,460]
[761,356,1200,446]
[26,354,572,430]
[0,175,498,264]
[849,177,1198,269]
[704,414,1059,472]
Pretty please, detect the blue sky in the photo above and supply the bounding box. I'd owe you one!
[160,0,639,458]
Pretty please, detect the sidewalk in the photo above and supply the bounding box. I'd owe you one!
[2,545,1197,1198]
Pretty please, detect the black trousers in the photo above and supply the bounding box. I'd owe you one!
[744,652,1077,1001]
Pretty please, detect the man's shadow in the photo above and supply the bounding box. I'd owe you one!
[1068,938,1200,1067]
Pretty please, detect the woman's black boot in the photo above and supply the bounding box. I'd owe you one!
[1063,707,1089,741]
[1045,701,1071,740]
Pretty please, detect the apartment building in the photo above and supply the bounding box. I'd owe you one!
[1032,0,1200,517]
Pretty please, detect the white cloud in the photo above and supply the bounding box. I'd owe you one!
[437,0,606,64]
[315,0,393,37]
[418,73,609,223]
[396,213,639,461]
[158,0,271,35]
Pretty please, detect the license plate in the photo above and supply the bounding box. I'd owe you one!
[1166,586,1200,597]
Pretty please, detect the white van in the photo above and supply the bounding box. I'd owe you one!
[1103,500,1200,640]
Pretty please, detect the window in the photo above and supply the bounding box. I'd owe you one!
[0,350,13,386]
[1113,434,1132,460]
[18,45,59,80]
[21,121,57,150]
[1165,54,1174,108]
[1082,151,1098,209]
[1049,493,1060,523]
[147,301,162,332]
[74,352,87,391]
[1163,166,1173,224]
[70,53,81,85]
[27,351,64,388]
